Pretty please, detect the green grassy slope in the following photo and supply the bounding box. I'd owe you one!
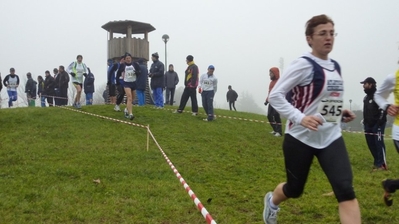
[0,105,398,224]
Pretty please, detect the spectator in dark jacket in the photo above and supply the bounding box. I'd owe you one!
[44,70,55,106]
[25,72,37,107]
[58,66,69,106]
[107,59,117,105]
[0,73,2,92]
[54,68,60,106]
[84,68,95,105]
[175,55,199,115]
[136,58,148,106]
[37,75,45,107]
[164,64,179,106]
[149,52,165,108]
[226,85,238,111]
[361,77,388,171]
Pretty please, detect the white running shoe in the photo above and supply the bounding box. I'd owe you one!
[114,105,121,112]
[274,133,282,137]
[263,192,279,224]
[192,112,198,116]
[270,131,276,134]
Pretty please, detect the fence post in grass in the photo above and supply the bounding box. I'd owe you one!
[147,125,150,151]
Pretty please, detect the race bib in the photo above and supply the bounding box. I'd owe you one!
[125,67,136,82]
[317,98,343,123]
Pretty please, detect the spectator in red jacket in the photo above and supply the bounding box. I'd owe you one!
[264,67,282,136]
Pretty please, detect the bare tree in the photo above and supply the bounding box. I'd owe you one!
[236,91,266,114]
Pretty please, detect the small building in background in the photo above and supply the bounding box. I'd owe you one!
[102,20,156,105]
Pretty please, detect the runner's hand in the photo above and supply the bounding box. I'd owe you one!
[387,104,399,116]
[301,115,323,131]
[341,109,356,123]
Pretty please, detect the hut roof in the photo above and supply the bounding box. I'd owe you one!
[101,20,156,34]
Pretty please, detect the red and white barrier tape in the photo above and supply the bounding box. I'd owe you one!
[155,107,392,137]
[59,106,147,128]
[58,106,217,224]
[147,128,217,224]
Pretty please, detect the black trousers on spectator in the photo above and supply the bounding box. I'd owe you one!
[59,87,68,106]
[178,87,198,113]
[116,85,125,105]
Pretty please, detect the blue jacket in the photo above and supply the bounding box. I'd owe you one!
[84,72,95,93]
[107,63,117,85]
[149,60,165,89]
[136,64,148,90]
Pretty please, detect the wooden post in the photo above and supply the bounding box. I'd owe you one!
[109,30,113,40]
[127,25,132,53]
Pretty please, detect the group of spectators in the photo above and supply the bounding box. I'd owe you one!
[0,55,95,108]
[107,53,234,121]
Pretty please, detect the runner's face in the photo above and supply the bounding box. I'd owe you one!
[363,83,372,90]
[306,23,335,59]
[269,71,275,80]
[77,57,83,63]
[125,56,132,64]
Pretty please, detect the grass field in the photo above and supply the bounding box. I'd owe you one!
[0,105,398,224]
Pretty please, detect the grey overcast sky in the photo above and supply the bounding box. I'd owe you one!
[1,0,398,111]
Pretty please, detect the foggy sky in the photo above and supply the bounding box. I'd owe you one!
[1,0,398,112]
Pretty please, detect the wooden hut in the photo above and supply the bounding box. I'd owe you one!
[101,20,156,104]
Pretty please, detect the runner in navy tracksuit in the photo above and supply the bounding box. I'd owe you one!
[114,55,126,112]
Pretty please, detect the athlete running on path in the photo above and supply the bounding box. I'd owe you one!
[116,53,140,120]
[262,14,361,224]
[67,55,88,109]
[374,70,399,206]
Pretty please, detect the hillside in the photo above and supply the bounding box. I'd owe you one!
[0,105,398,223]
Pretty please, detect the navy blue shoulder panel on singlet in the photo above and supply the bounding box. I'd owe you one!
[286,56,340,105]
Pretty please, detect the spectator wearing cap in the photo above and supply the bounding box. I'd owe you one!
[199,65,218,121]
[164,64,179,106]
[136,58,148,106]
[361,77,387,171]
[149,52,165,108]
[175,55,199,115]
[3,68,20,107]
[25,72,37,107]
